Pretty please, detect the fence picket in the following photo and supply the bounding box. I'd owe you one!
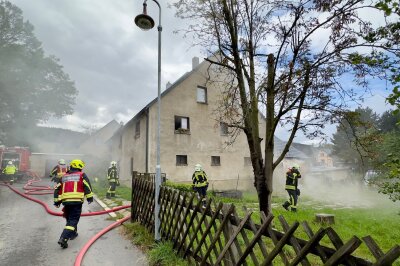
[215,210,252,265]
[130,175,400,266]
[278,215,311,266]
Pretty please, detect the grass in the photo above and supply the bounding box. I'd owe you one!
[225,194,400,262]
[123,222,189,266]
[90,177,132,201]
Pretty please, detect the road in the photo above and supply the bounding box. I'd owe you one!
[0,180,148,266]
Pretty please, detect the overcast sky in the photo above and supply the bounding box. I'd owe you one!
[10,0,394,144]
[10,0,201,129]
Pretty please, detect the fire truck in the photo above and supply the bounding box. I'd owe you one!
[0,146,31,181]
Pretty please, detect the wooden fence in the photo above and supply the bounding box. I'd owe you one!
[131,173,400,265]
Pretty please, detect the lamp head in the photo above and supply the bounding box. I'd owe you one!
[135,2,155,31]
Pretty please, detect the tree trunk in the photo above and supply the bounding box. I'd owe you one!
[261,54,276,215]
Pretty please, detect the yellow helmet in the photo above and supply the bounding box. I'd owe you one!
[70,159,85,170]
[292,164,300,170]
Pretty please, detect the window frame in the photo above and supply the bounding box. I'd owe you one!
[197,86,207,104]
[135,120,140,138]
[176,155,188,166]
[211,156,221,166]
[220,122,229,136]
[174,115,190,134]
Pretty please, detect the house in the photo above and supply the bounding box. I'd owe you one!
[79,119,122,159]
[111,57,308,191]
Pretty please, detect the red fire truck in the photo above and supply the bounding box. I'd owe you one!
[0,146,31,181]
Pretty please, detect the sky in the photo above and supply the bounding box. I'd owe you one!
[9,0,395,144]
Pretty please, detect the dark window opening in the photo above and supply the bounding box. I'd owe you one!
[211,156,221,166]
[176,155,188,166]
[175,116,190,133]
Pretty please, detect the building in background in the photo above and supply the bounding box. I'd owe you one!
[110,57,308,191]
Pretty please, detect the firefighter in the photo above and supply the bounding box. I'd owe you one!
[106,161,119,199]
[192,164,209,207]
[2,161,17,184]
[54,159,93,248]
[49,159,68,182]
[282,164,302,212]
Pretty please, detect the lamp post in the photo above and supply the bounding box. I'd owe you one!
[135,0,162,241]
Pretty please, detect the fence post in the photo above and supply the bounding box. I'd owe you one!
[222,204,238,266]
[131,171,138,222]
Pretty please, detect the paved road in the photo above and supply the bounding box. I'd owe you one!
[0,180,148,266]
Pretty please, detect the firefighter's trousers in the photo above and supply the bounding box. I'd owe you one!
[284,189,298,211]
[107,181,116,198]
[5,174,15,183]
[60,203,82,239]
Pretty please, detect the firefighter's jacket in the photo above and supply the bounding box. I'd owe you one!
[192,170,208,188]
[54,169,93,205]
[285,169,301,191]
[2,165,17,175]
[107,166,119,183]
[51,164,68,178]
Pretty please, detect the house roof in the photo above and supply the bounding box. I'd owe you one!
[124,58,208,129]
[274,137,309,159]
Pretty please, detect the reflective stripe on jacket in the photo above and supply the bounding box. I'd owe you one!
[51,165,68,178]
[3,165,17,175]
[54,171,93,203]
[192,171,208,188]
[285,169,301,190]
[107,167,118,182]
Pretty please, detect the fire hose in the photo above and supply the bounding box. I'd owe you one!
[1,176,132,266]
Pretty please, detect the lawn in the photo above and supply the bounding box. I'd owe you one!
[214,192,400,262]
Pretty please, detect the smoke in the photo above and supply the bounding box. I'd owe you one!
[300,171,397,209]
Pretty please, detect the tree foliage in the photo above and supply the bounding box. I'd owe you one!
[0,1,77,145]
[173,0,400,214]
[331,107,381,171]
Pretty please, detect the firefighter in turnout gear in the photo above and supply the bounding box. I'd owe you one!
[54,159,93,248]
[282,164,302,212]
[192,164,209,207]
[106,161,119,199]
[2,161,17,184]
[49,159,68,182]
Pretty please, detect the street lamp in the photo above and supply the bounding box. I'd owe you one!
[135,0,162,241]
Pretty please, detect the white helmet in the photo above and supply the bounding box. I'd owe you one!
[8,161,13,165]
[111,161,117,167]
[195,164,202,172]
[58,159,65,165]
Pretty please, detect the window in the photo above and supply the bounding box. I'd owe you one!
[211,156,221,166]
[176,155,188,166]
[135,121,140,138]
[197,86,207,103]
[175,116,190,133]
[220,122,228,135]
[244,157,251,166]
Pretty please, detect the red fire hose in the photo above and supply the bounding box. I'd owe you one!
[1,177,133,266]
[74,216,131,266]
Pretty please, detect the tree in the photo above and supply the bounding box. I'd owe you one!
[173,0,400,214]
[379,110,400,133]
[0,1,77,145]
[331,107,380,172]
